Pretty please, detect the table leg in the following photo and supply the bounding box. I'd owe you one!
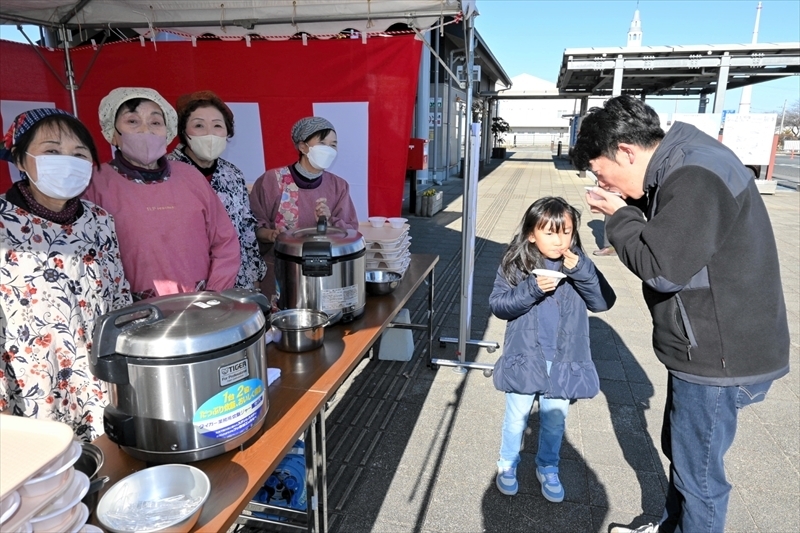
[319,409,328,532]
[427,268,435,366]
[305,419,320,533]
[304,409,329,533]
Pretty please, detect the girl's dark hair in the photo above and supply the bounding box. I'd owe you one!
[177,100,235,146]
[298,128,334,160]
[500,197,583,285]
[570,95,665,171]
[11,114,101,170]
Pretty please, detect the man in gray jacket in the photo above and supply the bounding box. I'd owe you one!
[571,95,790,533]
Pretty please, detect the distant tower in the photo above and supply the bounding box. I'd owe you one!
[739,2,762,114]
[627,4,643,48]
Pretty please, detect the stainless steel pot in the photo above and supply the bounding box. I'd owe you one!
[74,443,107,517]
[90,289,271,463]
[270,309,332,352]
[274,217,366,323]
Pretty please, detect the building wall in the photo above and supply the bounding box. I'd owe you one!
[496,74,607,147]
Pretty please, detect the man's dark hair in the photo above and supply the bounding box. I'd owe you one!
[570,95,665,171]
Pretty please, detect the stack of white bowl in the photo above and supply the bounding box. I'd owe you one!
[362,217,411,276]
[1,419,91,533]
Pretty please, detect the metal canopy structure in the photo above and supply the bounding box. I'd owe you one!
[441,23,513,89]
[557,42,800,106]
[0,0,475,38]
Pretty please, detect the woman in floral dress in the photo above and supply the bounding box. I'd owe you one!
[249,117,359,303]
[168,90,266,290]
[0,108,132,441]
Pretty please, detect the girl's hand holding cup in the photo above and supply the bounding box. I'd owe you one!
[536,275,559,293]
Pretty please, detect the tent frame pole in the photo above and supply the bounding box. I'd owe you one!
[433,11,500,374]
[61,25,79,116]
[15,24,107,118]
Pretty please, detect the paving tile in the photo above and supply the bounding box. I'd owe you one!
[595,360,626,381]
[737,487,800,533]
[599,378,635,405]
[423,471,510,533]
[338,466,436,525]
[506,498,594,533]
[765,423,800,458]
[591,340,624,361]
[727,439,800,494]
[582,430,661,473]
[333,513,419,533]
[724,486,759,533]
[588,464,665,516]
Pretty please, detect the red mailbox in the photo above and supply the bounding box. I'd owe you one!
[407,138,429,170]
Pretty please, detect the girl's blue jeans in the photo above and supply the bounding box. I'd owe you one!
[497,360,570,470]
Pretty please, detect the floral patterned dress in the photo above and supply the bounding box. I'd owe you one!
[168,147,266,289]
[0,198,132,441]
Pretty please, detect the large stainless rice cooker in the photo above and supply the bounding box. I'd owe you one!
[90,290,270,463]
[274,217,366,323]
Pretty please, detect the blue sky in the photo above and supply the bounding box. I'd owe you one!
[475,0,800,115]
[2,0,797,115]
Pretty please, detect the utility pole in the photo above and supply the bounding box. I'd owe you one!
[738,2,762,114]
[779,99,787,143]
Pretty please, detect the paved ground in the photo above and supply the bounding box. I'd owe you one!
[257,147,799,533]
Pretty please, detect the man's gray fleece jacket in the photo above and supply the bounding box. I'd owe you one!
[607,122,790,386]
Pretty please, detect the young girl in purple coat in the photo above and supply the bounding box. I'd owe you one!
[490,197,616,502]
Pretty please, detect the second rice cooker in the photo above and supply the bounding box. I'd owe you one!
[274,217,366,323]
[90,290,270,463]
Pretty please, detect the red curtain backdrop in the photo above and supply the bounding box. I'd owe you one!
[0,36,422,215]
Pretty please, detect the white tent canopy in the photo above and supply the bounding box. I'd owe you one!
[0,0,476,38]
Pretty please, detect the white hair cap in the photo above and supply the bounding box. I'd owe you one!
[98,87,177,144]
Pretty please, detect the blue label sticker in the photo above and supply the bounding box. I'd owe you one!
[193,378,265,439]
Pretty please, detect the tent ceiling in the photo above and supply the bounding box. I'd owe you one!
[0,0,475,37]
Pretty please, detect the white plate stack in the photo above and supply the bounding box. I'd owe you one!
[359,222,412,277]
[0,418,91,533]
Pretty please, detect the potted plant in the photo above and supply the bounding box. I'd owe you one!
[416,187,444,217]
[491,117,511,159]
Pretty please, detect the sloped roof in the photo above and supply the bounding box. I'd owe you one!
[0,0,476,38]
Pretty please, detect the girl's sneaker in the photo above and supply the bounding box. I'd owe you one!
[495,466,518,496]
[536,465,564,502]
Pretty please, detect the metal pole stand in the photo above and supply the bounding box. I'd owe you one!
[426,14,500,378]
[431,338,499,374]
[437,337,498,353]
[428,357,496,378]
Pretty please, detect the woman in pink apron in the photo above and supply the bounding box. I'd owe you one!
[249,117,358,304]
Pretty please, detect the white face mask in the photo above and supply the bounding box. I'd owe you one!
[306,144,337,171]
[186,134,227,162]
[25,153,93,200]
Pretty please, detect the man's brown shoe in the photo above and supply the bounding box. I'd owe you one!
[593,247,616,256]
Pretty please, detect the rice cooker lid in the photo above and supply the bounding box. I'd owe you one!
[115,293,266,358]
[275,224,365,258]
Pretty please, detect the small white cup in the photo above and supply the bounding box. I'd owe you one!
[388,217,408,229]
[368,216,387,228]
